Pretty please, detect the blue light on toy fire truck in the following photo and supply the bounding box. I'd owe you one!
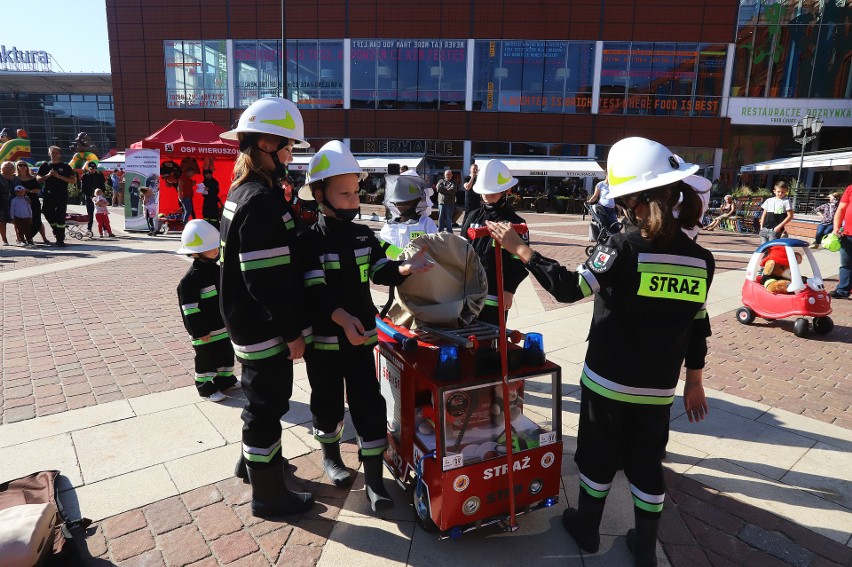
[523,332,545,366]
[439,344,459,366]
[436,345,460,381]
[449,526,463,539]
[543,497,557,508]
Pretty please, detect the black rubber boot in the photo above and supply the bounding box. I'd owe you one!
[235,452,287,484]
[626,512,660,567]
[362,455,393,512]
[247,462,313,518]
[321,442,353,487]
[562,489,606,553]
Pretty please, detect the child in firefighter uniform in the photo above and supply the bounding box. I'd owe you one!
[297,141,434,511]
[218,97,314,518]
[176,220,236,402]
[378,173,437,259]
[487,137,713,567]
[460,159,529,325]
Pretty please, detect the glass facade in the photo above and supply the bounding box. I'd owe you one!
[599,42,726,116]
[472,40,595,113]
[165,40,229,108]
[734,0,852,98]
[161,37,751,117]
[0,92,116,160]
[350,39,466,110]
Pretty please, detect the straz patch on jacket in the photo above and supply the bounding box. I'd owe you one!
[587,246,617,273]
[636,258,708,303]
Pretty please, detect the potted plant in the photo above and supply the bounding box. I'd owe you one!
[554,196,569,214]
[534,195,548,213]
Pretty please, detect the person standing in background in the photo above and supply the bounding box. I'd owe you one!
[829,179,852,299]
[80,161,106,233]
[435,169,457,233]
[37,146,76,247]
[15,161,51,244]
[462,162,481,225]
[0,160,14,245]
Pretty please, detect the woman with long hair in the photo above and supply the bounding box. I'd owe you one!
[218,97,314,518]
[15,161,51,243]
[487,137,713,567]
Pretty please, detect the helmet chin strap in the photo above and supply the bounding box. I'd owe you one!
[318,191,359,221]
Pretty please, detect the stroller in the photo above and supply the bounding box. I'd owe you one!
[585,202,622,255]
[65,213,94,240]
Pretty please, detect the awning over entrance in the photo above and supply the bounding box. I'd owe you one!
[740,149,852,173]
[288,155,424,174]
[489,157,604,177]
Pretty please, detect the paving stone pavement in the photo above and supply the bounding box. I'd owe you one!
[2,208,850,566]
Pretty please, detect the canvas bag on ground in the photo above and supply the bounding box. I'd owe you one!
[0,470,90,567]
[387,232,487,329]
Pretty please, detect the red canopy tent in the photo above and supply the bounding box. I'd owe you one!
[131,120,238,222]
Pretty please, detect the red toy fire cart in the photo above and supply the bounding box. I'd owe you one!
[737,238,833,338]
[374,224,563,538]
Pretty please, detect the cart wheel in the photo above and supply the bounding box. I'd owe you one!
[813,316,833,335]
[793,318,809,338]
[73,231,83,241]
[411,483,438,533]
[85,230,93,239]
[735,307,755,325]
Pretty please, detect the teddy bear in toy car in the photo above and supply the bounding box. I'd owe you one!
[759,246,803,294]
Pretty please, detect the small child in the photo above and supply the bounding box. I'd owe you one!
[759,180,793,244]
[92,189,115,237]
[812,192,841,249]
[140,186,160,235]
[460,159,529,325]
[176,220,237,402]
[10,185,34,246]
[297,141,433,510]
[379,173,438,258]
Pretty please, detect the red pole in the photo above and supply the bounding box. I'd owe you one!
[493,240,518,531]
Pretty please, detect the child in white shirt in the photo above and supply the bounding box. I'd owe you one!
[93,189,115,237]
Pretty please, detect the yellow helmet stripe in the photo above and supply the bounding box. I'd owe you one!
[608,166,635,186]
[260,112,296,130]
[310,153,331,176]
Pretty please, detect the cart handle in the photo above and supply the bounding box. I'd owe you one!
[375,317,418,351]
[467,223,528,240]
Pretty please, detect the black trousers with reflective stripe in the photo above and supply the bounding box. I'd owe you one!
[575,383,669,516]
[240,351,293,469]
[305,344,386,446]
[42,195,67,243]
[194,341,236,397]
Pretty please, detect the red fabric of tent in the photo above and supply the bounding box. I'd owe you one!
[131,120,238,222]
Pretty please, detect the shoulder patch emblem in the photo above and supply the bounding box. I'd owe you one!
[587,246,617,273]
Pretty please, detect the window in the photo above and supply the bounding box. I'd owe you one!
[350,39,466,110]
[474,40,596,114]
[164,40,229,109]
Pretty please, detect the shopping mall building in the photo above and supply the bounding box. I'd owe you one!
[103,0,851,192]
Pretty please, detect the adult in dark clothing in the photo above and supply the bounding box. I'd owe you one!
[14,161,50,243]
[219,97,314,518]
[435,169,457,233]
[80,162,106,232]
[462,162,481,224]
[0,160,15,245]
[200,169,221,229]
[36,146,76,247]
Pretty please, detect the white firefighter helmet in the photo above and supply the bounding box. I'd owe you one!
[298,140,366,201]
[605,137,699,199]
[384,174,431,220]
[473,159,518,195]
[176,220,220,255]
[220,97,310,148]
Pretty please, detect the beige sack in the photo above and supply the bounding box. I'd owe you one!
[388,232,487,329]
